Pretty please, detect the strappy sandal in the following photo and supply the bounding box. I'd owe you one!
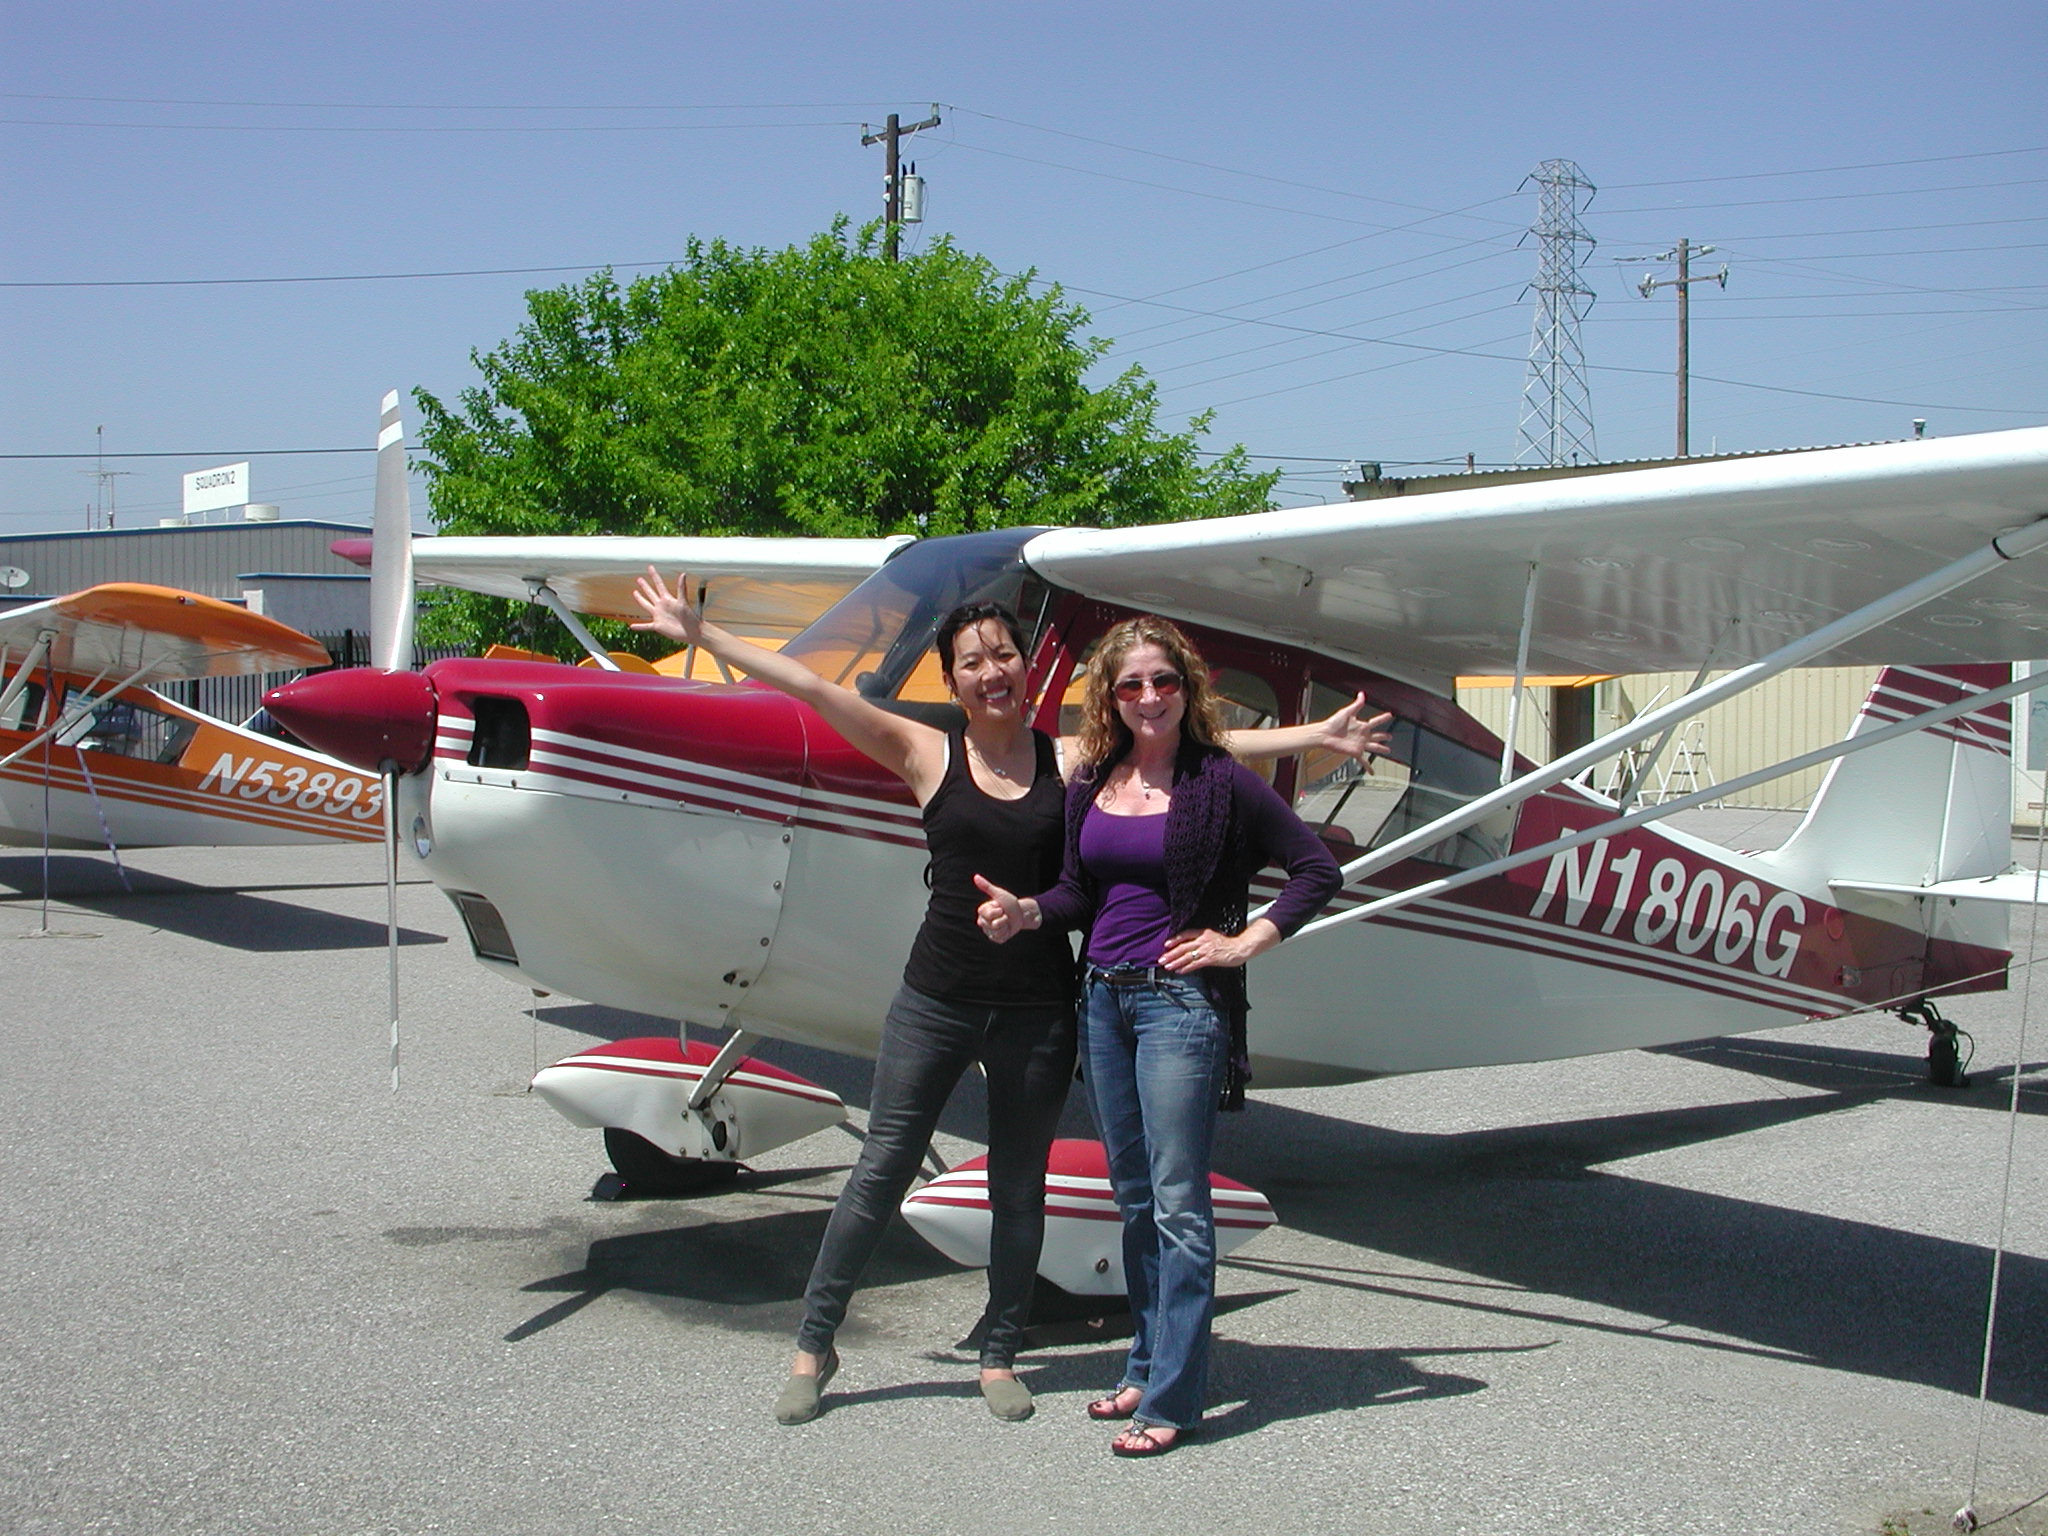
[1086,1386,1143,1421]
[1110,1422,1180,1458]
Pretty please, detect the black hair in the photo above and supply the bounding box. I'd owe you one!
[935,602,1028,676]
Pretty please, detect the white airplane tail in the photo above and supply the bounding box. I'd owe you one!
[1760,664,2014,894]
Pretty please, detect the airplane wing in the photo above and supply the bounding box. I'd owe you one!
[333,534,915,641]
[0,583,331,682]
[1023,426,2048,695]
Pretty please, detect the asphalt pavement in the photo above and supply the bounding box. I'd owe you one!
[1,821,2042,1536]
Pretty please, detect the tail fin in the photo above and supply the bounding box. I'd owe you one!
[1761,664,2012,891]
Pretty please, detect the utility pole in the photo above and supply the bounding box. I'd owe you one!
[860,107,939,261]
[1631,238,1729,457]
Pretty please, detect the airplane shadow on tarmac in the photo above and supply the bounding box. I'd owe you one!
[1212,1045,2046,1415]
[515,1007,2043,1414]
[505,1202,944,1343]
[0,853,446,951]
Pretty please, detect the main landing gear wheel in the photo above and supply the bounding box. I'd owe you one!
[601,1128,742,1195]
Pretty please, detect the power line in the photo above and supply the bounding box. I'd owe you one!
[1589,305,2047,321]
[1139,282,1527,378]
[0,260,676,289]
[1,448,372,460]
[1613,214,2048,244]
[1058,276,2047,414]
[940,137,1492,231]
[1599,176,2048,215]
[1152,299,1524,395]
[0,92,903,110]
[1089,194,1524,315]
[943,105,1527,228]
[1679,239,2048,261]
[1,115,856,134]
[1103,243,1522,347]
[1604,145,2048,187]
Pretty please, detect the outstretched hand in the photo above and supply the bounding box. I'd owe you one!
[1318,691,1395,768]
[630,567,703,647]
[974,874,1034,943]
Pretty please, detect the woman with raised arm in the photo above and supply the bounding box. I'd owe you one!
[633,572,1380,1428]
[975,615,1344,1456]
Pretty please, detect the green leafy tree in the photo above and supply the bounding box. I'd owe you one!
[414,220,1278,652]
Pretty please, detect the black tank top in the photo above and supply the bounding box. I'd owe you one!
[900,728,1074,1006]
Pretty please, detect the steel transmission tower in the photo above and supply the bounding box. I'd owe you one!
[1516,160,1598,467]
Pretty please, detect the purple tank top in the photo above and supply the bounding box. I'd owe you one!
[1079,804,1175,966]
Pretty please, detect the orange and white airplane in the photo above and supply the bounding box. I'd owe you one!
[0,583,385,851]
[268,397,2048,1292]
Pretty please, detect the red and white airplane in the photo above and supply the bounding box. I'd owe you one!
[0,583,384,853]
[268,400,2048,1293]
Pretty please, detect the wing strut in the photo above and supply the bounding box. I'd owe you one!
[1290,662,2048,939]
[1498,562,1539,787]
[526,583,623,671]
[0,632,54,720]
[0,658,156,772]
[1313,516,2048,900]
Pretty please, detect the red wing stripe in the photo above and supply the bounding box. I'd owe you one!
[547,1059,843,1106]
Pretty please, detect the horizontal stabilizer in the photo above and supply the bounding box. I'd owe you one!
[1831,872,2048,907]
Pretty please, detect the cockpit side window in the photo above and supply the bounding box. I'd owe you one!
[51,688,198,764]
[1295,678,1517,870]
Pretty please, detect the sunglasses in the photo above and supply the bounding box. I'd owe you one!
[1112,671,1185,702]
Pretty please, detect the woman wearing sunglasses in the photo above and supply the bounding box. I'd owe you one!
[634,576,1382,1429]
[976,615,1344,1456]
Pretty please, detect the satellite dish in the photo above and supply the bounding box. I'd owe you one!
[0,566,29,590]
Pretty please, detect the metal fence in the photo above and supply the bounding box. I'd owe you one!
[151,640,468,727]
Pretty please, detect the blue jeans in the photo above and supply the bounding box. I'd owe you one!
[1081,968,1228,1430]
[796,983,1076,1369]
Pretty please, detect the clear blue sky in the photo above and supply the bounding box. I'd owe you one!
[3,0,2042,536]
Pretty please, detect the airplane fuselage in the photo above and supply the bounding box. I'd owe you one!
[0,681,384,850]
[393,643,2005,1085]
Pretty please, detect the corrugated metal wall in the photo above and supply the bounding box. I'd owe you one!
[1456,666,1880,810]
[0,521,369,602]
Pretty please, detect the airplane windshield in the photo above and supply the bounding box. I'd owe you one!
[781,529,1046,702]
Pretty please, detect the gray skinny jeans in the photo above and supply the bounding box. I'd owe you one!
[795,982,1076,1369]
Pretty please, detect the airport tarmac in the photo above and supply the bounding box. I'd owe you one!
[1,823,2042,1536]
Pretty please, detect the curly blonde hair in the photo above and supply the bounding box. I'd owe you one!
[1074,615,1229,769]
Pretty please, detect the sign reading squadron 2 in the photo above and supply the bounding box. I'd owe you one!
[1527,833,1807,979]
[196,751,384,821]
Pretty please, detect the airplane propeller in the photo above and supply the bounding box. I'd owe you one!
[369,390,416,673]
[370,389,414,1090]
